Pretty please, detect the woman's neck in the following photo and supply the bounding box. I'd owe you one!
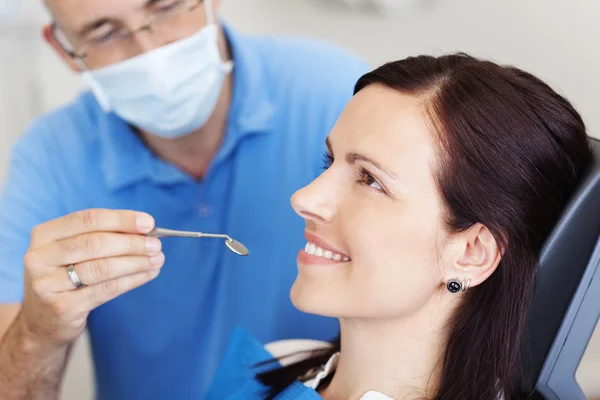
[320,311,452,400]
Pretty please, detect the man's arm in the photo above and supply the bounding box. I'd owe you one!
[0,207,163,400]
[0,306,71,400]
[0,304,20,342]
[0,121,165,400]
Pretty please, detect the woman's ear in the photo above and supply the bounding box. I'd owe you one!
[445,223,501,289]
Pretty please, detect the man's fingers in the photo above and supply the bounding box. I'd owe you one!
[50,254,165,292]
[30,209,155,247]
[72,270,162,312]
[32,232,162,268]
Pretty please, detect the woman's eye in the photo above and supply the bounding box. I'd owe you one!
[322,151,334,170]
[357,168,384,192]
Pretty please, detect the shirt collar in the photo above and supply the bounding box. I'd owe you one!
[302,352,340,390]
[99,110,186,191]
[221,22,276,139]
[99,21,276,191]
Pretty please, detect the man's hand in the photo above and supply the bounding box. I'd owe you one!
[20,209,165,345]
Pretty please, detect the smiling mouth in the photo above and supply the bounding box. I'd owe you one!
[304,242,351,262]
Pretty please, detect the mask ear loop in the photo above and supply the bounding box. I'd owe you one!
[80,71,112,112]
[205,0,215,25]
[204,0,233,73]
[72,53,111,111]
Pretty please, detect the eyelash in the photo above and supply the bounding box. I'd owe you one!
[322,151,334,170]
[321,151,385,193]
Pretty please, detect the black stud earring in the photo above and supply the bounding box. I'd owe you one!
[446,279,462,294]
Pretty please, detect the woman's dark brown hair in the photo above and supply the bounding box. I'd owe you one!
[257,53,591,399]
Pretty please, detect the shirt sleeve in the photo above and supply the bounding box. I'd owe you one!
[0,122,64,303]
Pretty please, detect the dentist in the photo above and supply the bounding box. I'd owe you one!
[0,0,369,398]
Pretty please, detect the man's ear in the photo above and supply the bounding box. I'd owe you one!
[42,24,82,73]
[445,223,501,289]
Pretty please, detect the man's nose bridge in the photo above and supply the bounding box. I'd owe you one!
[139,24,154,35]
[131,24,162,53]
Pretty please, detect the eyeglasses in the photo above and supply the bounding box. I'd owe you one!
[52,0,204,67]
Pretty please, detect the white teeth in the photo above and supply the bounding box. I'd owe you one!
[303,242,350,262]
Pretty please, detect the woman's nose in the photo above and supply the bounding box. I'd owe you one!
[291,173,338,224]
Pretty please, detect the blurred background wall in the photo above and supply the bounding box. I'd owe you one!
[0,0,599,398]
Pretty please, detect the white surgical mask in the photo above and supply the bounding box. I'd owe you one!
[79,0,232,139]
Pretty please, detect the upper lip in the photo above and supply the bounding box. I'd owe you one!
[304,230,350,258]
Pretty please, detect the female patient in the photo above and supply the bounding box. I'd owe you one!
[205,53,591,399]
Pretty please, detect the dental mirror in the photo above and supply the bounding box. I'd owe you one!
[148,228,250,257]
[224,238,250,257]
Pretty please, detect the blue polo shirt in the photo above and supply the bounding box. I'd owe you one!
[0,24,369,399]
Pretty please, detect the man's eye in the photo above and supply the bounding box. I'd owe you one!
[89,30,119,45]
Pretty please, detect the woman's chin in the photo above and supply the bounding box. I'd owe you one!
[290,277,340,318]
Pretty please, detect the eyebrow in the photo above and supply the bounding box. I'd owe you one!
[325,138,398,180]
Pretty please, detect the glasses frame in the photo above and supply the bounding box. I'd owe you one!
[50,0,204,60]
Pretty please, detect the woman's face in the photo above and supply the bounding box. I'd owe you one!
[291,85,463,319]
